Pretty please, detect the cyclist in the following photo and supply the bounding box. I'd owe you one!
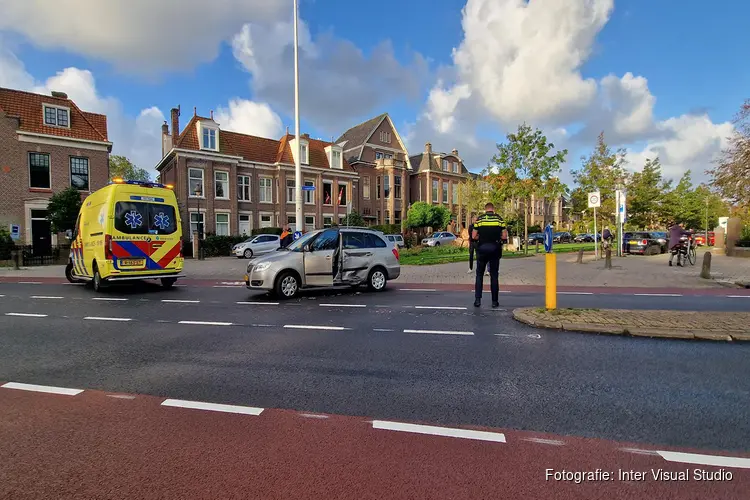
[602,226,613,252]
[668,222,690,267]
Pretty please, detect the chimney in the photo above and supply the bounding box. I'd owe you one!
[210,110,214,120]
[170,106,180,141]
[193,106,197,117]
[425,142,432,155]
[302,133,310,139]
[162,121,172,157]
[51,91,68,99]
[451,148,458,156]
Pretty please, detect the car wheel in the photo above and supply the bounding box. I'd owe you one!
[275,271,299,299]
[92,265,103,292]
[65,262,76,283]
[243,249,253,259]
[367,267,388,292]
[161,277,177,289]
[434,242,440,247]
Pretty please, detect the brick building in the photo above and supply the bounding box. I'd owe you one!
[156,107,358,239]
[0,87,111,254]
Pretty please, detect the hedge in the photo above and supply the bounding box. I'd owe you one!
[370,224,402,234]
[0,228,13,260]
[202,234,247,257]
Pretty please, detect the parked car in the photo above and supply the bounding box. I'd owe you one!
[527,233,544,244]
[694,232,715,247]
[244,227,400,299]
[233,234,281,259]
[625,231,665,255]
[422,232,457,247]
[553,232,572,243]
[573,233,594,243]
[385,234,405,248]
[651,231,669,253]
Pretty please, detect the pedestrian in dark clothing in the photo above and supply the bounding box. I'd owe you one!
[467,218,477,274]
[472,203,507,308]
[280,227,294,248]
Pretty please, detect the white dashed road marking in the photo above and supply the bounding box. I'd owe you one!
[162,299,200,304]
[523,437,565,445]
[620,448,660,456]
[237,301,279,306]
[373,420,505,443]
[373,328,395,332]
[633,293,682,297]
[414,306,467,310]
[404,329,474,336]
[558,292,593,295]
[161,399,264,416]
[92,297,128,302]
[283,324,349,331]
[30,295,63,299]
[84,317,132,322]
[2,382,83,396]
[178,321,234,326]
[400,288,436,292]
[17,282,42,284]
[727,295,750,298]
[320,303,366,308]
[5,312,47,318]
[657,450,750,469]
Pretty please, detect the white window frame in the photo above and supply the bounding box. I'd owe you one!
[300,143,309,164]
[189,168,205,198]
[189,211,205,237]
[384,176,390,199]
[363,176,370,200]
[385,153,393,159]
[323,215,334,228]
[214,170,229,200]
[375,151,384,160]
[286,179,295,203]
[379,131,391,143]
[453,162,459,173]
[238,175,251,201]
[442,159,449,171]
[337,183,348,206]
[331,150,342,169]
[287,215,297,227]
[259,177,273,203]
[69,156,90,191]
[394,175,402,200]
[432,179,439,203]
[198,122,219,151]
[452,182,458,205]
[42,104,70,128]
[442,181,449,203]
[28,152,51,190]
[323,181,333,206]
[238,213,252,235]
[259,213,273,228]
[304,215,315,232]
[215,212,230,236]
[304,180,315,204]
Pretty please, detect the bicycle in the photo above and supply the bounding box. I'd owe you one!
[685,235,697,266]
[672,235,696,266]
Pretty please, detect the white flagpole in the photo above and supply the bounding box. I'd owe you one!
[293,0,303,234]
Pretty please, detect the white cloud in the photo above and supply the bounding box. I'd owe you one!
[214,98,283,138]
[0,0,287,73]
[230,20,429,133]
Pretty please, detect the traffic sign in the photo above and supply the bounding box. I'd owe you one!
[9,224,20,240]
[543,224,553,253]
[301,185,315,191]
[293,231,302,240]
[588,192,601,208]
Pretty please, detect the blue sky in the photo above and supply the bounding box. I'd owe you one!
[1,0,746,182]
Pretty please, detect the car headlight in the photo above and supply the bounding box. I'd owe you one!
[253,262,271,272]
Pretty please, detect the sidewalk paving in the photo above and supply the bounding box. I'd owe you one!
[1,250,749,290]
[513,307,750,342]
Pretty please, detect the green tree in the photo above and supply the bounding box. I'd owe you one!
[458,176,493,219]
[340,211,366,226]
[47,187,83,233]
[708,99,749,210]
[626,158,670,229]
[571,132,628,227]
[488,123,568,254]
[109,155,151,181]
[406,202,451,233]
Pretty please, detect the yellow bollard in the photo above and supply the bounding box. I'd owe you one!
[545,252,557,310]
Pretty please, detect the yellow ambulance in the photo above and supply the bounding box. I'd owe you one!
[66,178,184,291]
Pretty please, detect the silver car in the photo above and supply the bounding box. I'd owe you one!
[233,234,281,259]
[244,227,401,299]
[422,232,456,247]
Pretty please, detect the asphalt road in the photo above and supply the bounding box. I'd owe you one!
[1,281,749,455]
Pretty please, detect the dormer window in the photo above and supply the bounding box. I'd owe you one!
[301,143,309,164]
[197,121,219,151]
[202,128,216,150]
[324,143,342,169]
[332,149,341,169]
[379,131,391,143]
[43,104,70,128]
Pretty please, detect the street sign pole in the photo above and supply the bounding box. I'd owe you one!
[588,191,601,260]
[593,207,598,260]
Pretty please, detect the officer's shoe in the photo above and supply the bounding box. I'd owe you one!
[492,301,500,308]
[474,299,481,307]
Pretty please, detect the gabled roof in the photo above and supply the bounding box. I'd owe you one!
[171,115,352,171]
[335,113,387,158]
[0,87,109,142]
[409,151,470,175]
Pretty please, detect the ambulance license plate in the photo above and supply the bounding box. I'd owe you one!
[120,258,145,267]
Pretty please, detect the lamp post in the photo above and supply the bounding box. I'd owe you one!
[705,196,710,247]
[293,0,303,234]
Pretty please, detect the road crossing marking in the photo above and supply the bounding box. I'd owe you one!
[373,420,505,443]
[2,382,83,396]
[161,399,264,416]
[404,329,474,336]
[179,321,233,326]
[284,324,349,331]
[84,317,132,322]
[657,450,750,469]
[5,312,47,318]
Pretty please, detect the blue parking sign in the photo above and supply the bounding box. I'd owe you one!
[293,231,302,240]
[543,224,553,253]
[9,224,20,240]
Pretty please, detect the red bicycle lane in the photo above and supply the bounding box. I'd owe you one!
[0,385,747,500]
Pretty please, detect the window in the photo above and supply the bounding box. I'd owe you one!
[215,213,230,236]
[394,176,402,199]
[375,151,384,160]
[287,215,296,227]
[29,153,51,189]
[385,210,390,224]
[190,212,205,237]
[363,177,370,199]
[304,180,315,204]
[379,131,391,143]
[305,216,315,232]
[114,202,177,235]
[260,214,273,228]
[443,182,448,203]
[337,183,348,206]
[432,179,439,203]
[331,150,341,169]
[442,159,449,171]
[452,183,458,205]
[453,162,459,173]
[239,214,251,235]
[215,171,229,199]
[384,176,390,199]
[376,176,381,200]
[365,233,387,248]
[395,210,402,226]
[377,210,381,224]
[323,216,333,228]
[43,105,69,127]
[287,179,296,203]
[238,175,251,201]
[385,153,393,159]
[323,182,333,205]
[259,177,273,203]
[202,128,217,150]
[189,168,204,197]
[70,157,89,190]
[300,143,309,164]
[311,229,339,251]
[343,232,368,249]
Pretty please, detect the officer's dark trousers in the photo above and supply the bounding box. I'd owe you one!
[475,243,500,301]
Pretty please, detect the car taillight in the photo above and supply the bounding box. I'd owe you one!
[641,239,648,245]
[104,234,113,260]
[392,247,399,260]
[178,239,184,258]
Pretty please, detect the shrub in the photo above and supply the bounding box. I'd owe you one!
[251,227,283,236]
[202,234,246,257]
[0,228,14,260]
[371,224,402,234]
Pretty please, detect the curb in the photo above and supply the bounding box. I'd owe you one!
[512,309,746,342]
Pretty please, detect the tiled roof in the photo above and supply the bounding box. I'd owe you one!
[172,115,352,171]
[409,152,470,175]
[335,113,387,153]
[0,87,109,142]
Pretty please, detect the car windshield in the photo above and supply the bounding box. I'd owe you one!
[285,230,321,252]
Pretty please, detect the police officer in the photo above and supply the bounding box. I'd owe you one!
[472,202,507,308]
